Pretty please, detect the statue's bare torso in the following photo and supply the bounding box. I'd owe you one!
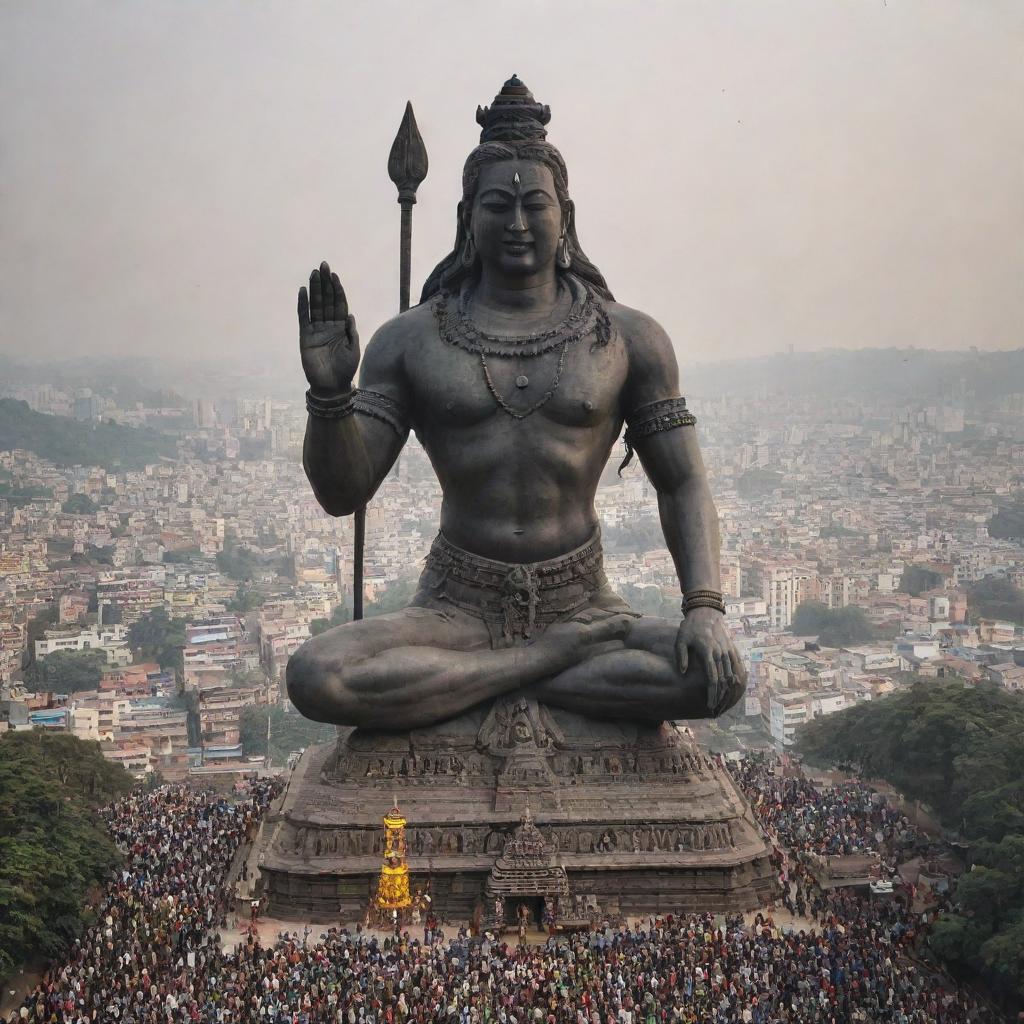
[364,297,636,562]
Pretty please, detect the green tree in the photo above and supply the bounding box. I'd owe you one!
[620,583,681,619]
[216,544,259,581]
[899,565,944,596]
[23,650,106,694]
[0,398,176,471]
[226,584,265,614]
[969,577,1024,625]
[239,705,335,766]
[226,668,269,689]
[127,607,186,675]
[791,601,831,635]
[61,493,97,515]
[0,732,132,977]
[310,603,351,636]
[796,681,1024,1005]
[366,577,419,617]
[162,547,202,564]
[791,602,874,646]
[987,503,1024,542]
[26,607,58,646]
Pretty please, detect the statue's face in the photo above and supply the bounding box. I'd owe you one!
[468,159,563,279]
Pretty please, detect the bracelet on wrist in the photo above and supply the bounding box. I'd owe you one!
[681,590,727,615]
[305,387,356,419]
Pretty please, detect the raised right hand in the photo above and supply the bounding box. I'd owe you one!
[298,261,360,394]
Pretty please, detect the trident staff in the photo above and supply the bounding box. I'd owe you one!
[349,103,429,621]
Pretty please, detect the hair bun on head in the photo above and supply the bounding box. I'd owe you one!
[475,75,551,143]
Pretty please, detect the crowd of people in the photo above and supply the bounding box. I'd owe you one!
[9,760,1000,1024]
[729,758,919,860]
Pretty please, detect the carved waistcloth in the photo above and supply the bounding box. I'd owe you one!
[413,530,624,646]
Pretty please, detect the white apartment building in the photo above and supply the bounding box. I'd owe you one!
[763,565,816,630]
[767,690,812,748]
[35,623,131,665]
[766,688,852,749]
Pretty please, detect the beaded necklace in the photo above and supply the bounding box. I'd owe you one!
[432,274,612,420]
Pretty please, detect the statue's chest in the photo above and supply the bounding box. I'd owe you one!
[409,332,627,431]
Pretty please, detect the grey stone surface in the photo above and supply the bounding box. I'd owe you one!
[258,704,777,920]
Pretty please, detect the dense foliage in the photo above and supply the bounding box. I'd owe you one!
[239,705,336,766]
[0,399,176,471]
[127,607,187,674]
[797,681,1024,1001]
[987,502,1024,542]
[969,577,1024,625]
[0,732,132,977]
[899,565,945,597]
[791,601,875,647]
[310,603,351,637]
[61,493,98,515]
[215,544,259,581]
[23,650,106,694]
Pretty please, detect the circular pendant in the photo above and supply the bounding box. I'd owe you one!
[515,374,529,389]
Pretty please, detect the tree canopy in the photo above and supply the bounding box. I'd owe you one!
[215,544,260,582]
[899,565,945,597]
[987,502,1024,542]
[0,398,176,471]
[239,705,336,767]
[0,732,132,978]
[969,577,1024,626]
[127,607,186,674]
[61,493,98,515]
[797,681,1024,1002]
[790,601,875,647]
[23,650,106,694]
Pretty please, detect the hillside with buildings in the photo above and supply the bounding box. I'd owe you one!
[1,348,1022,780]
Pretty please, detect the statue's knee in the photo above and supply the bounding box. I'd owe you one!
[286,637,364,725]
[286,642,332,718]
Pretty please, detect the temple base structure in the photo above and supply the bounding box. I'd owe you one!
[256,698,779,923]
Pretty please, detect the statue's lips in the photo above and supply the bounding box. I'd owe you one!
[502,241,533,254]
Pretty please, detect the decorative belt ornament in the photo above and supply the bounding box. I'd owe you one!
[501,565,541,640]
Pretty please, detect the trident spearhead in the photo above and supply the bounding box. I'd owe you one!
[388,101,428,204]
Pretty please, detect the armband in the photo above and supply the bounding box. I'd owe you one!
[351,389,410,438]
[619,397,697,472]
[305,388,410,438]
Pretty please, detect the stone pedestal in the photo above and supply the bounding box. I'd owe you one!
[257,698,778,921]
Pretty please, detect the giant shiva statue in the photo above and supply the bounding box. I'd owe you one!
[286,76,746,733]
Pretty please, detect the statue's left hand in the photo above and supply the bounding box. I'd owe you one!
[675,608,747,716]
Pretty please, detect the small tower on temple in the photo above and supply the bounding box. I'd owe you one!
[374,798,412,919]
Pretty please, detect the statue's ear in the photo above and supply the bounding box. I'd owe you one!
[564,198,577,236]
[458,200,471,233]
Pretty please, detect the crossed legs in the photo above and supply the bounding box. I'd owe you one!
[286,605,743,731]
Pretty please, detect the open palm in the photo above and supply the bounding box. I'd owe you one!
[297,260,359,393]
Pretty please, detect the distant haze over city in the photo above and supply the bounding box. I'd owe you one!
[2,0,1022,378]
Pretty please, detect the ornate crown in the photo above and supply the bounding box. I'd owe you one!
[476,75,551,143]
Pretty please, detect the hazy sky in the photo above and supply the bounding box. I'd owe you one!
[2,0,1022,376]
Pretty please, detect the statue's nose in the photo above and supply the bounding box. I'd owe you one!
[507,201,527,233]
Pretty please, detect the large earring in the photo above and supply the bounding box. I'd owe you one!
[556,234,572,270]
[461,235,477,268]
